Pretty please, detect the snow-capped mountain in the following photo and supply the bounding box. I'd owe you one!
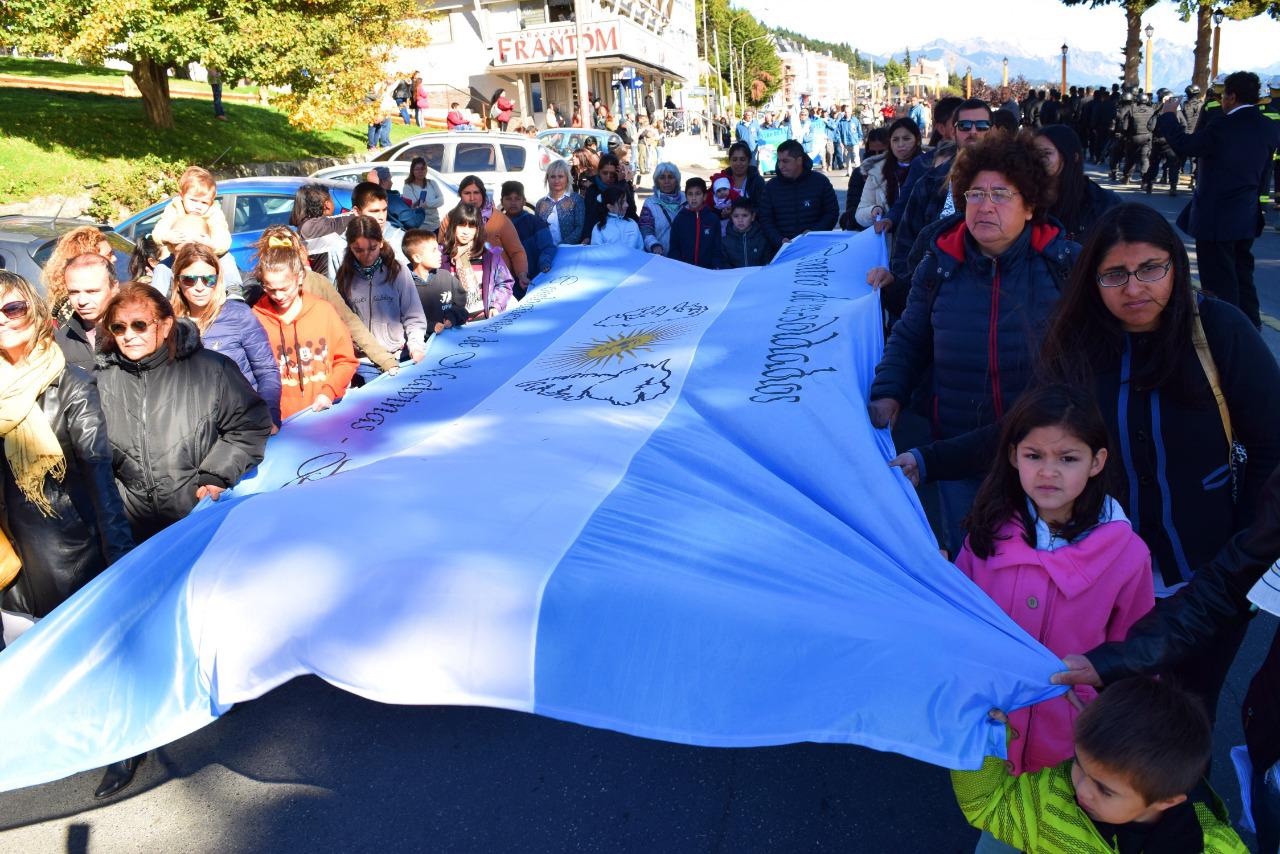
[860,37,1203,90]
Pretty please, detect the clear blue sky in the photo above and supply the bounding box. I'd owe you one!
[737,0,1280,70]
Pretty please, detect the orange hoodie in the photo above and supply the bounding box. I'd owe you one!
[252,294,358,419]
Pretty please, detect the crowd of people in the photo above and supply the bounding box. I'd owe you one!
[3,59,1280,851]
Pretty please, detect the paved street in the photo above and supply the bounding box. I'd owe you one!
[1,161,1278,854]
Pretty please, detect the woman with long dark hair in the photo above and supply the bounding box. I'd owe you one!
[854,118,921,229]
[1032,125,1120,244]
[439,203,515,320]
[335,216,428,385]
[895,203,1280,720]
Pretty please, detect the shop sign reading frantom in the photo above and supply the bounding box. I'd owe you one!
[494,21,622,66]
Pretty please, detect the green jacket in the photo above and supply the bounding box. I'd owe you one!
[951,756,1247,853]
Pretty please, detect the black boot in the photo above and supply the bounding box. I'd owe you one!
[1143,182,1153,194]
[94,754,144,799]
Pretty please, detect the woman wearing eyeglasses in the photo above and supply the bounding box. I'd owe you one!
[94,284,272,543]
[170,243,282,429]
[867,134,1081,556]
[900,204,1280,722]
[0,271,134,622]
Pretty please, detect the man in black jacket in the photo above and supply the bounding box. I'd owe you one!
[1158,71,1280,329]
[756,139,838,248]
[1053,466,1280,848]
[56,253,117,372]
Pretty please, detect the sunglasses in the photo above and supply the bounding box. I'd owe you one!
[178,273,218,288]
[955,120,992,132]
[0,300,29,321]
[108,319,157,337]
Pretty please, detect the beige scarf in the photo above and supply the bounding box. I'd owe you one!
[0,341,67,517]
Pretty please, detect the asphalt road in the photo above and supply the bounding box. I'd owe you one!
[1,164,1278,854]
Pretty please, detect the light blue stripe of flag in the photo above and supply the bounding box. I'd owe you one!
[0,233,1063,793]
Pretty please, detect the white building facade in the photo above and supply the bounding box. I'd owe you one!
[404,0,698,126]
[772,40,851,110]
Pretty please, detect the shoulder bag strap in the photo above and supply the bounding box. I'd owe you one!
[1190,306,1234,457]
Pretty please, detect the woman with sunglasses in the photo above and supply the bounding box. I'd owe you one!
[0,273,138,799]
[0,271,134,621]
[867,134,1080,557]
[169,243,282,428]
[95,284,272,543]
[899,204,1280,725]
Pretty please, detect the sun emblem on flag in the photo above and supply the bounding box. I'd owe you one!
[542,324,687,371]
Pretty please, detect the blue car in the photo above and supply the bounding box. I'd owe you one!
[114,177,355,273]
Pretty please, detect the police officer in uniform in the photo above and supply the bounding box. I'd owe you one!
[1143,89,1181,195]
[1261,77,1280,215]
[1125,91,1156,186]
[1195,73,1227,132]
[1178,85,1204,188]
[1108,90,1134,182]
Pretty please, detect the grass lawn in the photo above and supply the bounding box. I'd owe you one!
[0,56,259,95]
[0,83,425,205]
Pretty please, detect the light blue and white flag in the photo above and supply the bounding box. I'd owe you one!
[0,232,1064,792]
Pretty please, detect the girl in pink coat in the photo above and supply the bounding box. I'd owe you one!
[956,384,1154,778]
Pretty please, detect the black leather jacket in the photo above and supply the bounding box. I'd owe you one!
[0,365,135,618]
[95,320,272,542]
[1088,466,1280,765]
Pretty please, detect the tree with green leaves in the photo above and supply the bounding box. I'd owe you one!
[1060,0,1158,87]
[0,0,430,130]
[696,0,782,108]
[883,58,908,90]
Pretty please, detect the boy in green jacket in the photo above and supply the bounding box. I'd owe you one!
[952,677,1246,853]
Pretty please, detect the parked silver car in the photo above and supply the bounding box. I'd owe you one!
[0,217,133,290]
[369,131,563,197]
[309,163,461,213]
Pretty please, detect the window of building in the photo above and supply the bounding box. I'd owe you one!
[519,0,546,27]
[548,0,574,22]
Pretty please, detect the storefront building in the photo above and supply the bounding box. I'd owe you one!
[406,0,698,127]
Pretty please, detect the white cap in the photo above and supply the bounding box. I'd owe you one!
[712,176,731,193]
[1269,76,1280,91]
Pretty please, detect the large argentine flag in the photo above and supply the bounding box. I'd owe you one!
[0,231,1064,792]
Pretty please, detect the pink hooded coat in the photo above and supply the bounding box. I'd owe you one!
[955,509,1154,775]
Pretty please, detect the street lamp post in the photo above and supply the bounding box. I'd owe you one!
[965,65,972,99]
[1061,44,1068,95]
[1002,57,1008,89]
[574,0,590,132]
[739,34,771,108]
[1144,24,1154,93]
[1211,9,1224,80]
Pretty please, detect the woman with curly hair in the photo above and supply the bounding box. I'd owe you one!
[866,133,1082,555]
[42,226,116,324]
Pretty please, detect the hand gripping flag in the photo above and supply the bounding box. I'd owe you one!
[0,231,1064,792]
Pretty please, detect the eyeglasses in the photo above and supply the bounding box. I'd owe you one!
[955,120,992,132]
[1097,260,1172,288]
[108,319,157,337]
[0,300,29,321]
[178,273,218,288]
[962,188,1020,206]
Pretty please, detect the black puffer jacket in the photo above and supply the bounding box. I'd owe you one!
[1084,465,1280,769]
[0,365,134,618]
[757,153,839,248]
[95,320,272,542]
[870,216,1079,441]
